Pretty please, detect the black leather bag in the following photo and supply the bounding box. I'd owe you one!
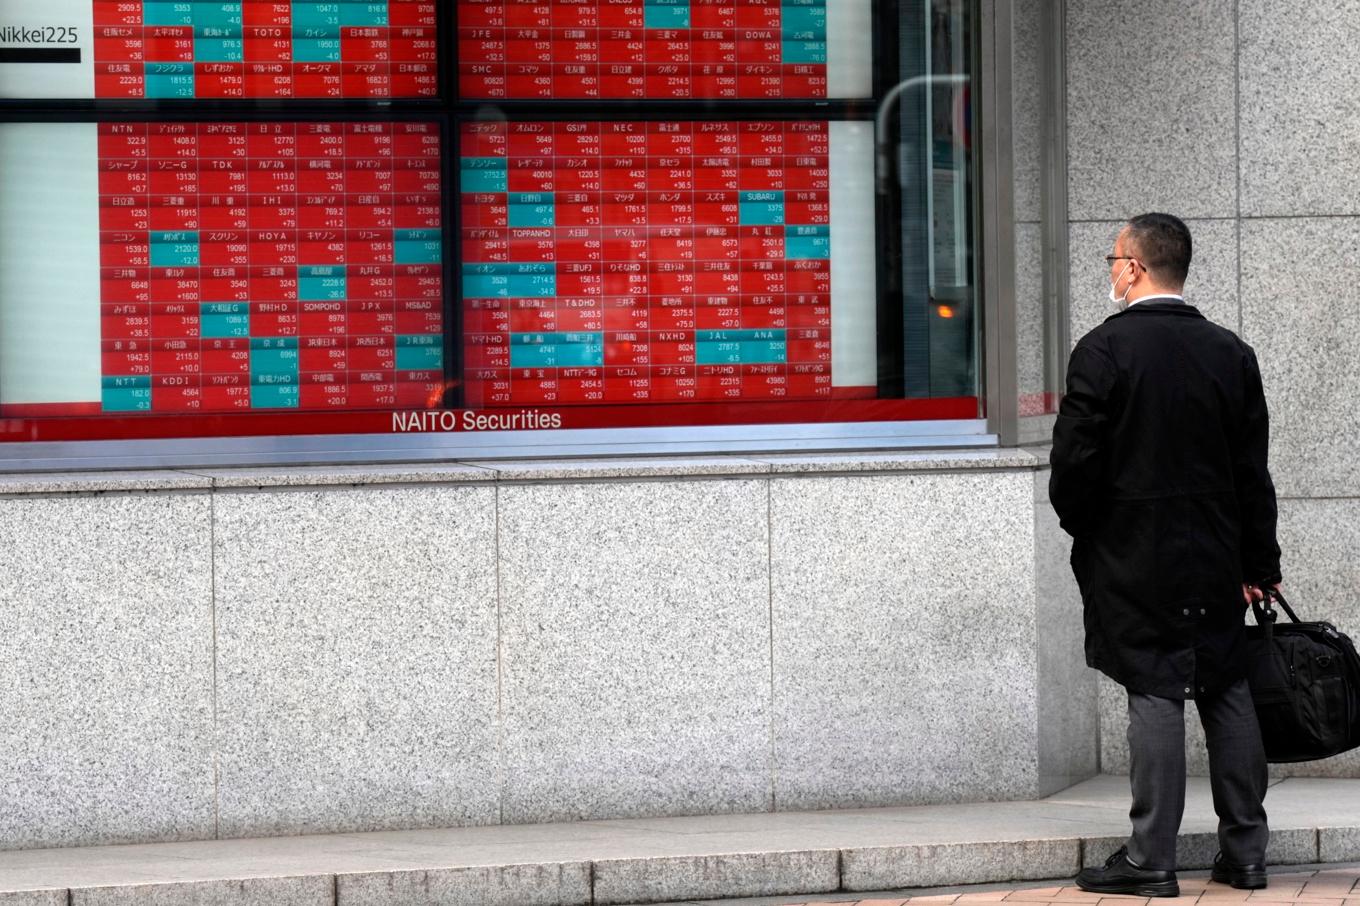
[1244,589,1360,763]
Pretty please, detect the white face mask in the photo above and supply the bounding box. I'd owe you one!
[1109,261,1133,312]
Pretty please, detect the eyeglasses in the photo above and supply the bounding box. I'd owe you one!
[1104,255,1137,264]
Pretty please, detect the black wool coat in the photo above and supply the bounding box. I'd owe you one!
[1049,300,1282,700]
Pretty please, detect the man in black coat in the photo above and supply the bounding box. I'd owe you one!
[1050,213,1282,897]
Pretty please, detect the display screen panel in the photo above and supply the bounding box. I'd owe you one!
[460,119,878,408]
[0,0,438,99]
[0,121,444,419]
[456,0,873,100]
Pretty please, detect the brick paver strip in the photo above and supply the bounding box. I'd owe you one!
[955,893,1012,902]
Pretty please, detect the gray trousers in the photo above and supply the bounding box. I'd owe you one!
[1126,678,1269,871]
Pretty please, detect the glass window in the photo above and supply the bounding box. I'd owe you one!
[0,0,985,462]
[885,0,978,401]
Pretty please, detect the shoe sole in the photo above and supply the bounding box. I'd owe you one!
[1212,869,1268,889]
[1076,879,1181,898]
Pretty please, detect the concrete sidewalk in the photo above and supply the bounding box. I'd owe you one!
[1,775,1357,905]
[649,862,1360,906]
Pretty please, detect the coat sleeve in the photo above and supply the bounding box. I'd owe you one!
[1049,343,1116,538]
[1234,346,1282,585]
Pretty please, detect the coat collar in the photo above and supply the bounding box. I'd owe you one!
[1104,300,1205,323]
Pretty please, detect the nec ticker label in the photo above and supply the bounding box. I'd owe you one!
[0,0,439,99]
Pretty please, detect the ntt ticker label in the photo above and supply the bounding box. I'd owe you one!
[392,410,564,433]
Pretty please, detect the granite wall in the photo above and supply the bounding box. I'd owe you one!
[0,453,1094,850]
[1066,0,1360,776]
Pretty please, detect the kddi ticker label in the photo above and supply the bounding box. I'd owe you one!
[393,410,564,432]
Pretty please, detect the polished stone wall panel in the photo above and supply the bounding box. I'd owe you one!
[1241,218,1360,498]
[1240,1,1360,216]
[213,486,500,837]
[0,493,215,850]
[1010,0,1046,225]
[1066,0,1236,220]
[1034,473,1099,796]
[497,479,773,823]
[1015,222,1048,407]
[770,471,1041,808]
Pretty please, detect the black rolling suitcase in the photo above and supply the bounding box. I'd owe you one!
[1245,589,1360,763]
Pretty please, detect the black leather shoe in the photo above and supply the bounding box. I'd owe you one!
[1211,852,1268,889]
[1075,846,1180,898]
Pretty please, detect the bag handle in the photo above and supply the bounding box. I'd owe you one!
[1267,587,1300,623]
[1250,586,1296,629]
[1251,590,1276,646]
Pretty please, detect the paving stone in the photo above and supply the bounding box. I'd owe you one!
[336,862,591,906]
[70,876,332,906]
[842,840,1081,891]
[592,851,840,906]
[0,892,66,906]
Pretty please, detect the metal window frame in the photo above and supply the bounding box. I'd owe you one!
[0,417,993,471]
[979,0,1070,448]
[1041,0,1072,420]
[979,0,1019,446]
